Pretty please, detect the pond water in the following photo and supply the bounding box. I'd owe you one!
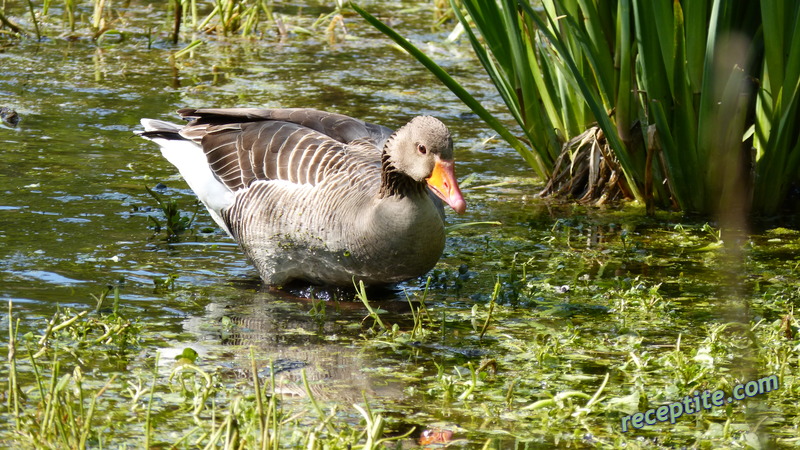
[1,1,799,448]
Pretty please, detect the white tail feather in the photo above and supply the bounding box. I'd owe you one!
[139,119,234,235]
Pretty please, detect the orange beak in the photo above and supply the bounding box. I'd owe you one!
[427,158,467,214]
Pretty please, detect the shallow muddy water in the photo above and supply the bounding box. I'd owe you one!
[1,1,800,448]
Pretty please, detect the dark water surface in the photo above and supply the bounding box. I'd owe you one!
[2,1,799,447]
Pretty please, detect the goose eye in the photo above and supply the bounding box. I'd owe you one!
[417,144,427,155]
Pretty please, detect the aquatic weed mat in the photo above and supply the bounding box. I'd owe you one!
[0,295,422,448]
[2,244,800,448]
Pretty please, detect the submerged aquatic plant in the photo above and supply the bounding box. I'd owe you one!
[145,184,197,240]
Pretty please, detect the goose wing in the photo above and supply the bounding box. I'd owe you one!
[177,108,388,193]
[179,108,393,147]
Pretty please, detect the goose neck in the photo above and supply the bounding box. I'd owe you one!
[378,151,426,200]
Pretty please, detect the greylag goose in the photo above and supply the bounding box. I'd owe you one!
[136,108,466,286]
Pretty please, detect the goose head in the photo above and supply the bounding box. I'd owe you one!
[383,116,467,214]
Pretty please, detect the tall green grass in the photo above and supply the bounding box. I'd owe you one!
[752,3,800,215]
[357,0,800,216]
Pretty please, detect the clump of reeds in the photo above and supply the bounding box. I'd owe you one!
[358,0,800,217]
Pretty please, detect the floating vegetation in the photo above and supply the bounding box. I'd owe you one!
[2,297,416,448]
[145,184,198,241]
[3,215,800,446]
